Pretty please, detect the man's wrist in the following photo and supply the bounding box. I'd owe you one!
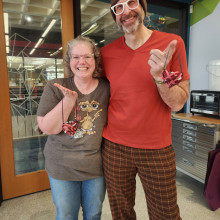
[153,77,165,85]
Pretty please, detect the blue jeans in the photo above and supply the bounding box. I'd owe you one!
[48,175,106,220]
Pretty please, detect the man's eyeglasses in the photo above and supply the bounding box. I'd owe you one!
[70,53,94,62]
[111,0,139,16]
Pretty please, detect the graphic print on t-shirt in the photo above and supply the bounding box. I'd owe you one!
[72,100,102,139]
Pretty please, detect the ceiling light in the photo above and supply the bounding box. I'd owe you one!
[3,13,8,34]
[34,38,44,49]
[82,23,99,36]
[5,35,9,53]
[29,38,44,55]
[25,16,32,22]
[50,47,63,57]
[42,19,57,38]
[29,19,56,55]
[29,49,35,55]
[4,13,9,53]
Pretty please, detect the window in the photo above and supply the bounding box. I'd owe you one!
[76,0,188,46]
[3,0,63,175]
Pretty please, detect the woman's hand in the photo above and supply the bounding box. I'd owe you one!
[37,83,79,135]
[54,83,78,102]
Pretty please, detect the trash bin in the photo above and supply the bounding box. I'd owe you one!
[207,59,220,91]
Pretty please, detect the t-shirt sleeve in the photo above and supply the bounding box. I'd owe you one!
[37,80,61,117]
[171,36,190,81]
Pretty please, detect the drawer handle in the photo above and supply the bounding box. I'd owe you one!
[182,158,194,167]
[183,123,197,130]
[183,146,195,155]
[183,129,196,137]
[183,135,196,143]
[183,140,196,149]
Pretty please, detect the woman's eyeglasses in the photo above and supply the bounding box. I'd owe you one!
[162,47,183,88]
[111,0,139,16]
[61,99,79,137]
[70,53,94,62]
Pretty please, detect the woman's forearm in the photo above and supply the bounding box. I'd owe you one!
[37,97,76,135]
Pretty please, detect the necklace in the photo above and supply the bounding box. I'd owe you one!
[61,79,79,136]
[61,99,79,136]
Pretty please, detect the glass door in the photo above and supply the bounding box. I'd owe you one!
[1,0,64,199]
[76,0,188,47]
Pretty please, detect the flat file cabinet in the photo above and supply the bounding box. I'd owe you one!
[172,113,220,183]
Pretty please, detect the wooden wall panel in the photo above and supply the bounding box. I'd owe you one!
[61,0,75,58]
[0,0,14,185]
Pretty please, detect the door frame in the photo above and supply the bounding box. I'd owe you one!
[0,0,75,200]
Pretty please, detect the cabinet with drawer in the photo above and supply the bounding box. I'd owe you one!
[172,113,220,183]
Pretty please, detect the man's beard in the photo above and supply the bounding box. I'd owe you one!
[118,12,143,34]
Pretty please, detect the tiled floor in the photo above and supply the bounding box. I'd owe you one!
[0,170,220,220]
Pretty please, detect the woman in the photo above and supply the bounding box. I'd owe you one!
[37,36,110,220]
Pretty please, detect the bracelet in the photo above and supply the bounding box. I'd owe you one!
[153,78,165,84]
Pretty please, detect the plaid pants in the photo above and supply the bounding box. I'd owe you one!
[102,139,181,220]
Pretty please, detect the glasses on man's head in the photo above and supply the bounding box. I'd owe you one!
[111,0,139,16]
[70,53,94,62]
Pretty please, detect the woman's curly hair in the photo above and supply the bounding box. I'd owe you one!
[64,35,102,78]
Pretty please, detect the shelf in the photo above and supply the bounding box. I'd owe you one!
[172,113,220,125]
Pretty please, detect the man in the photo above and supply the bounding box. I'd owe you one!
[101,0,190,219]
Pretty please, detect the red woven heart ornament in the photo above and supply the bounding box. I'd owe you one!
[162,70,183,88]
[61,99,79,137]
[62,120,79,136]
[162,47,183,88]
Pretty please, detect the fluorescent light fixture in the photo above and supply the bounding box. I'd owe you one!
[42,19,57,37]
[34,38,44,49]
[4,13,9,34]
[82,23,99,36]
[4,13,9,53]
[5,35,9,53]
[29,19,56,55]
[29,48,36,55]
[50,46,63,57]
[99,40,105,43]
[29,38,43,55]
